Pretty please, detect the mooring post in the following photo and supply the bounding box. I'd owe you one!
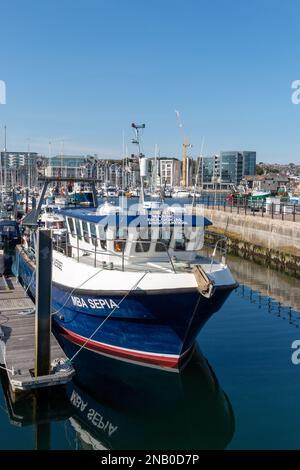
[12,189,17,220]
[25,188,29,213]
[35,229,52,377]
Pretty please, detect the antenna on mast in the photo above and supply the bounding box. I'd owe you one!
[131,122,146,207]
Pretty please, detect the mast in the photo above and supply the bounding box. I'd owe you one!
[60,140,64,179]
[27,138,31,189]
[192,136,205,206]
[3,125,7,190]
[131,122,146,207]
[154,144,158,193]
[125,144,128,189]
[122,130,125,192]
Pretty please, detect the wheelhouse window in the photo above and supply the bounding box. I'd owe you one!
[174,239,186,251]
[114,240,126,253]
[135,227,150,253]
[82,221,90,243]
[90,223,98,247]
[173,228,189,251]
[155,240,169,252]
[114,226,127,253]
[98,224,107,250]
[75,219,82,240]
[46,221,64,230]
[67,217,76,238]
[155,227,171,252]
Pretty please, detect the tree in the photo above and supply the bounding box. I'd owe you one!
[256,164,264,175]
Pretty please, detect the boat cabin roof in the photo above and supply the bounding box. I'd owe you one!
[60,208,212,228]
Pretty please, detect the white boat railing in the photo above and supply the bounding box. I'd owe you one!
[199,231,227,267]
[52,236,177,273]
[52,230,228,274]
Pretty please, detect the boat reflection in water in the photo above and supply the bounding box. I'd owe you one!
[63,340,235,450]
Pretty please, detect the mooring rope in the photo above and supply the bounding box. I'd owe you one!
[51,267,105,317]
[68,271,149,363]
[24,271,35,294]
[0,364,14,374]
[18,254,105,318]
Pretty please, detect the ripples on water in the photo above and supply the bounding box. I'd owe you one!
[1,256,300,449]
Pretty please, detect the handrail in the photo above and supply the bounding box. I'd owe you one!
[199,231,227,268]
[202,195,300,222]
[53,234,177,273]
[55,228,230,273]
[209,237,226,273]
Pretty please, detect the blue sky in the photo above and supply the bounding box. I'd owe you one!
[0,0,300,162]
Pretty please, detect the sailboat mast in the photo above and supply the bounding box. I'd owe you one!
[27,139,31,189]
[154,144,158,193]
[60,140,64,179]
[4,125,7,190]
[192,136,205,206]
[122,130,125,192]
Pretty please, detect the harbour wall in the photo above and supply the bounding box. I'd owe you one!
[204,208,300,278]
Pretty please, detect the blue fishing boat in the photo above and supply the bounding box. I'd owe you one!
[15,201,236,370]
[15,124,237,371]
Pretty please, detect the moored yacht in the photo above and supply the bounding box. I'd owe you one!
[39,209,67,239]
[172,188,191,199]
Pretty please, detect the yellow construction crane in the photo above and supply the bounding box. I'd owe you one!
[175,110,192,187]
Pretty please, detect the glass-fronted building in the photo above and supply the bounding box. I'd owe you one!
[220,151,243,185]
[220,151,256,186]
[198,151,256,188]
[243,151,256,176]
[45,155,87,178]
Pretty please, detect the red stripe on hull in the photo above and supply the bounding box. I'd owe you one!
[58,325,188,369]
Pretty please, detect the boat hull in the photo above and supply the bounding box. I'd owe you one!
[15,248,232,370]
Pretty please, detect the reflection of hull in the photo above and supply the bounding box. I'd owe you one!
[15,249,233,371]
[64,343,235,450]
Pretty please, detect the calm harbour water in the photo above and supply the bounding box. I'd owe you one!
[1,255,300,450]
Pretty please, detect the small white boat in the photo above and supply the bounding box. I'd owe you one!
[105,187,118,198]
[39,210,67,239]
[172,189,191,199]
